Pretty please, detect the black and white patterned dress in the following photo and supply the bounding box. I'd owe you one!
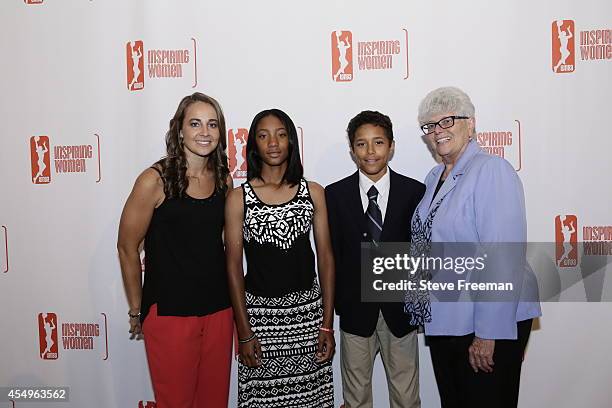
[239,178,334,408]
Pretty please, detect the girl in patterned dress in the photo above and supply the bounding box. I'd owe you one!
[225,109,336,407]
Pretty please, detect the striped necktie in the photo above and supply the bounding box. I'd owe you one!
[366,185,383,243]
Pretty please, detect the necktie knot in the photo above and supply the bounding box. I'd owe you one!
[367,185,379,201]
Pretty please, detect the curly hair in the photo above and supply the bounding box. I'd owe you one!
[155,92,229,198]
[417,86,475,125]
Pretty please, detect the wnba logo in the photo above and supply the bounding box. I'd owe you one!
[552,20,575,73]
[138,402,156,408]
[30,136,51,184]
[127,41,145,91]
[331,31,353,82]
[228,128,248,179]
[555,215,578,267]
[25,0,44,3]
[38,313,59,360]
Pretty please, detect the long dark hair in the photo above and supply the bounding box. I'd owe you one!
[155,92,229,198]
[246,109,303,187]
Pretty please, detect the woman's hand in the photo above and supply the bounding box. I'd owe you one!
[468,337,495,373]
[239,336,263,367]
[129,316,143,340]
[315,330,335,363]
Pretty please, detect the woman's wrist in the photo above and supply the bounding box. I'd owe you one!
[128,309,141,319]
[238,332,257,344]
[321,317,334,329]
[237,326,254,340]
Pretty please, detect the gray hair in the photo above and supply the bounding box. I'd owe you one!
[417,86,475,124]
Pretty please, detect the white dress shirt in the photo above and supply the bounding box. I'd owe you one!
[358,167,390,221]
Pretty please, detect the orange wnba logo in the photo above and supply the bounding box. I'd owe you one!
[552,20,575,73]
[331,31,353,82]
[228,128,248,179]
[29,134,102,184]
[127,41,145,91]
[138,401,156,408]
[332,28,409,82]
[30,136,51,184]
[38,313,59,360]
[25,0,44,3]
[126,38,198,91]
[555,215,578,267]
[36,313,109,360]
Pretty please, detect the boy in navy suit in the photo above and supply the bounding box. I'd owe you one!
[325,111,425,408]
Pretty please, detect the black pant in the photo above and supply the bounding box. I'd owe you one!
[427,319,533,408]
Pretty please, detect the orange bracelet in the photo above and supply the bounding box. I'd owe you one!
[319,327,334,333]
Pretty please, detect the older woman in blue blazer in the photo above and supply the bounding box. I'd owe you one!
[407,87,541,408]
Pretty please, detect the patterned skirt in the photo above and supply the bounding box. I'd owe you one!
[238,281,334,408]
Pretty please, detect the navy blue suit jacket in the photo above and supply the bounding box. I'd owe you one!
[325,169,425,337]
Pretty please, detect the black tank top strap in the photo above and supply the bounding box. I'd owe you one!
[149,166,164,179]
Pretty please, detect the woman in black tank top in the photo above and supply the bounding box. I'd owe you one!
[225,109,336,407]
[117,92,234,408]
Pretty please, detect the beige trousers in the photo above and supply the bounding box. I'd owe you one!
[340,312,420,408]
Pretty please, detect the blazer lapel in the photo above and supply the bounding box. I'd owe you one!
[429,172,458,212]
[347,171,368,233]
[422,165,443,215]
[426,139,483,216]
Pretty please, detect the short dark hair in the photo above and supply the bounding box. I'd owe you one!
[346,110,394,148]
[246,109,303,187]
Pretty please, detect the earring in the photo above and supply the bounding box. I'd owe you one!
[179,131,184,139]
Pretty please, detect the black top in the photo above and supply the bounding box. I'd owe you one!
[242,179,316,297]
[431,174,445,205]
[140,169,230,322]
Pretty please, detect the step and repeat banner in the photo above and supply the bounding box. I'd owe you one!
[1,1,611,407]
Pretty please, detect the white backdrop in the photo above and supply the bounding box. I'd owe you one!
[1,1,611,407]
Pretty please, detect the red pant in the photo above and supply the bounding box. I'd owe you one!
[143,304,233,408]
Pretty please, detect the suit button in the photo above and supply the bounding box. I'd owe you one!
[363,233,367,237]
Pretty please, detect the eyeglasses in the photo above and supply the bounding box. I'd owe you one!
[420,116,469,135]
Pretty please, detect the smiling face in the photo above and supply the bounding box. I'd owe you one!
[424,113,474,165]
[351,124,394,182]
[255,114,290,167]
[180,101,220,160]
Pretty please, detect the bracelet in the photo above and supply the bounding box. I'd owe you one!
[128,310,141,319]
[238,333,257,344]
[319,327,334,333]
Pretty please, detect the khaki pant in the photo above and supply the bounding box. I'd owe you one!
[340,312,420,408]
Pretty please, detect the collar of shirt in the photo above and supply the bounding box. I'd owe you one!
[358,167,390,219]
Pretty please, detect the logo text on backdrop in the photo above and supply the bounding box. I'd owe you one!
[331,29,409,82]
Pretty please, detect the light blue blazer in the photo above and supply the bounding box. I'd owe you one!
[413,139,541,339]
